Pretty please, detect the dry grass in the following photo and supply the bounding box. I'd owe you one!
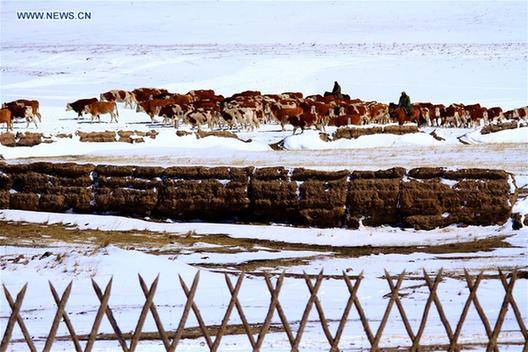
[0,221,513,272]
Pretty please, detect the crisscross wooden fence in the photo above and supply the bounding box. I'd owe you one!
[1,269,526,352]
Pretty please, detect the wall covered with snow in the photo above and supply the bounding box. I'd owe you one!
[0,162,517,230]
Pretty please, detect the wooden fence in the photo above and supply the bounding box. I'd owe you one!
[1,269,526,352]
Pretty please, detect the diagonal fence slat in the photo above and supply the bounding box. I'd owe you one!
[254,272,285,351]
[129,275,160,352]
[0,284,35,352]
[330,272,365,352]
[487,269,518,352]
[449,270,485,351]
[371,270,406,350]
[137,274,171,352]
[412,269,444,351]
[0,269,525,352]
[43,282,73,352]
[303,271,336,347]
[92,278,130,352]
[48,282,83,352]
[423,270,454,344]
[462,269,494,347]
[263,272,295,347]
[225,273,256,349]
[291,270,325,351]
[169,272,201,351]
[210,273,245,352]
[85,278,113,352]
[384,269,416,345]
[179,272,214,350]
[497,269,528,348]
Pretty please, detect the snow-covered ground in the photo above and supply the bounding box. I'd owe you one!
[1,1,527,109]
[1,1,527,350]
[0,1,526,176]
[0,209,516,248]
[1,210,527,351]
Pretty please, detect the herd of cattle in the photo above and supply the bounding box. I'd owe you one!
[1,88,528,133]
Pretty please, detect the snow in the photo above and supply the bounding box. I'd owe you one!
[281,130,444,150]
[0,129,271,159]
[0,209,514,248]
[1,2,527,112]
[1,228,526,351]
[459,127,528,145]
[176,249,322,266]
[1,1,526,350]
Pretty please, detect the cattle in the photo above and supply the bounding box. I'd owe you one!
[188,89,216,101]
[137,98,173,121]
[487,107,504,123]
[66,98,98,118]
[335,104,369,124]
[464,104,488,127]
[100,90,135,109]
[388,103,423,126]
[223,107,260,131]
[503,106,527,121]
[368,103,390,124]
[416,103,438,126]
[268,104,304,131]
[286,102,324,134]
[2,102,36,128]
[308,101,335,130]
[13,99,42,122]
[137,95,193,121]
[85,101,119,123]
[231,90,262,99]
[281,92,303,101]
[158,104,184,127]
[438,104,465,127]
[328,114,362,127]
[131,88,169,104]
[0,108,13,131]
[515,107,528,120]
[183,109,215,131]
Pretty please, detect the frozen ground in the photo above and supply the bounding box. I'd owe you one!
[0,1,526,175]
[0,208,527,351]
[1,1,527,350]
[1,1,527,109]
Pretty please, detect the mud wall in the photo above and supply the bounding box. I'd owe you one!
[0,162,517,230]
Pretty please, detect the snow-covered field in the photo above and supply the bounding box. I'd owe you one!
[0,210,527,351]
[1,1,527,350]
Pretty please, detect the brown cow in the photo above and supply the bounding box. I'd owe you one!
[289,102,323,134]
[85,101,119,122]
[388,103,422,126]
[66,98,98,118]
[487,107,504,123]
[328,114,362,127]
[2,102,36,128]
[270,104,304,131]
[231,90,262,99]
[132,88,169,104]
[0,108,13,131]
[100,90,135,109]
[14,99,41,122]
[137,95,193,121]
[515,106,528,120]
[368,103,389,124]
[158,104,184,127]
[464,104,488,127]
[188,89,216,101]
[438,104,465,127]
